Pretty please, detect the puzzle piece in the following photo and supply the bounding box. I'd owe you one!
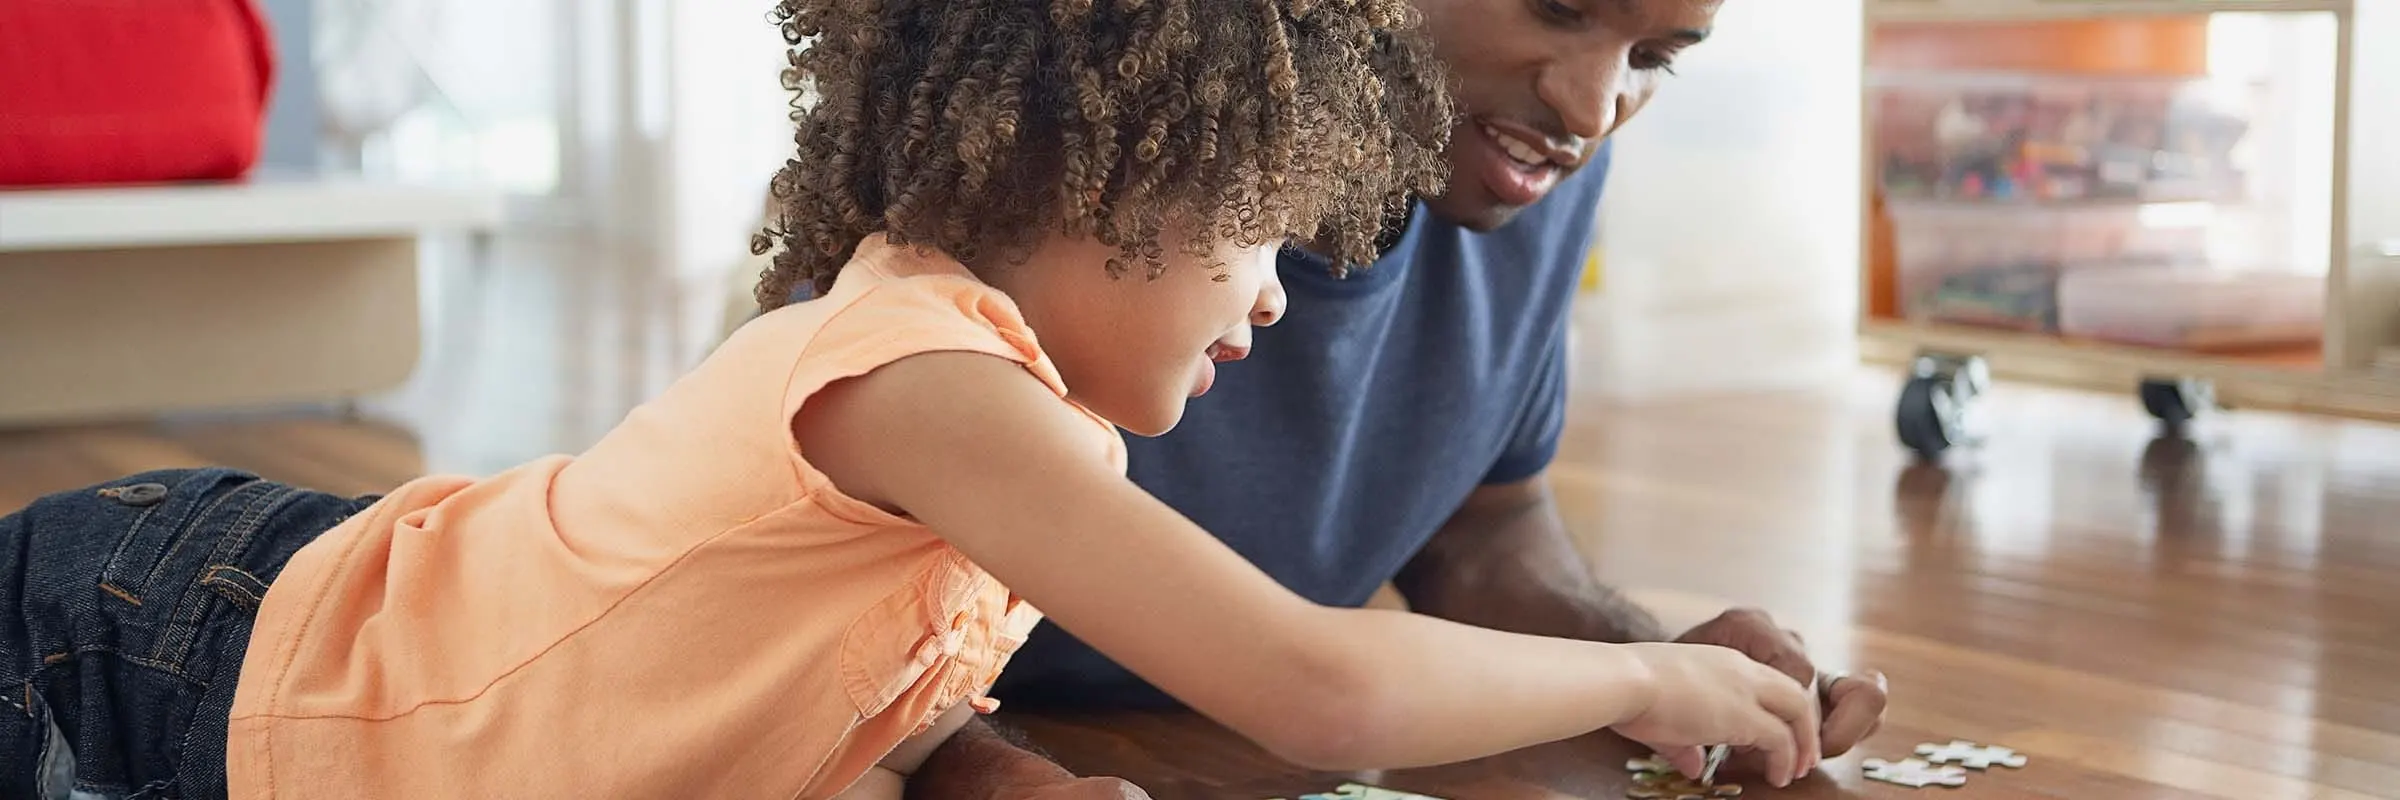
[1337,787,1446,800]
[1626,770,1741,800]
[1625,779,1741,800]
[1627,755,1676,775]
[1624,752,1741,800]
[1273,783,1448,800]
[1862,757,1969,788]
[1915,740,2028,770]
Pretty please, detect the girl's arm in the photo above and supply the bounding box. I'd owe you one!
[795,352,1813,778]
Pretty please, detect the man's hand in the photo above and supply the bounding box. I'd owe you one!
[908,718,1154,800]
[1019,777,1154,800]
[1675,608,1890,760]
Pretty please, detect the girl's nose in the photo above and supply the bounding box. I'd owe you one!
[1252,274,1287,327]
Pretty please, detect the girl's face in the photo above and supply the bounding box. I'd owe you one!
[991,233,1287,437]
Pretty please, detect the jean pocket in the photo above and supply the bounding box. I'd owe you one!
[93,470,260,610]
[195,566,272,613]
[88,470,306,676]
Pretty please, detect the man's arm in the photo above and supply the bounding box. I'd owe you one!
[906,718,1151,800]
[1393,474,1667,643]
[1395,472,1890,760]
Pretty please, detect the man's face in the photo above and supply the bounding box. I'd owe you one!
[1412,0,1723,231]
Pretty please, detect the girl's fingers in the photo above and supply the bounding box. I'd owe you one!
[1661,745,1707,780]
[1748,710,1800,788]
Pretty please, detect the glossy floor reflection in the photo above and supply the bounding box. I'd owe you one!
[1003,375,2400,799]
[1544,373,2400,798]
[2,291,2395,797]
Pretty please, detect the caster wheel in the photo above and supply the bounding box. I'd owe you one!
[2139,379,2212,425]
[1897,353,1987,460]
[1897,375,1958,459]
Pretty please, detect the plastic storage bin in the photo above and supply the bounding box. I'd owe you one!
[2057,267,2323,351]
[1890,201,2209,332]
[1870,71,2252,205]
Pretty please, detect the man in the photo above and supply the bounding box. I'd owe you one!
[910,1,1889,796]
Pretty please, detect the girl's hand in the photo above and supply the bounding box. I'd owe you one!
[1673,609,1890,760]
[1610,642,1821,788]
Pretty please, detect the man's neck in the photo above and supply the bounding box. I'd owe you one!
[1297,204,1418,263]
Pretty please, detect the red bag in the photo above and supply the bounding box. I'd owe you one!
[0,0,278,186]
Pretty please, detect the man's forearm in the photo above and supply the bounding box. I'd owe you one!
[906,717,1076,800]
[1393,477,1668,643]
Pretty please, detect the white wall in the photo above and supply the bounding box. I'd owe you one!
[1571,1,1865,399]
[667,0,795,282]
[662,0,799,363]
[2355,0,2400,252]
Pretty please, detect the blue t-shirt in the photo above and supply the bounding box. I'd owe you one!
[991,144,1613,708]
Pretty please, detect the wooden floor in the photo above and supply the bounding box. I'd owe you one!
[4,305,2397,797]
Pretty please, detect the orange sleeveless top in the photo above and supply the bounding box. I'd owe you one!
[226,239,1125,799]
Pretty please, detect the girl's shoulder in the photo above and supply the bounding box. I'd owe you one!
[733,269,1047,395]
[699,243,1095,443]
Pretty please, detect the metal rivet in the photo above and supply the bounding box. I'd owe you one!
[112,483,168,507]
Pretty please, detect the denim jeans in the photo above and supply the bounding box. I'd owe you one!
[0,469,375,800]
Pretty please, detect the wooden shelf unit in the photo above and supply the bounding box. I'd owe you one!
[1858,0,2400,425]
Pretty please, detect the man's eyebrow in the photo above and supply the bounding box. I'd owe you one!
[1603,0,1713,43]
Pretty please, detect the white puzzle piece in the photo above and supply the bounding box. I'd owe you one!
[1915,740,2029,770]
[1277,783,1448,800]
[1626,755,1676,775]
[1862,757,1969,788]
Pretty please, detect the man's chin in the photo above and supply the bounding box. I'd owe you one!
[1422,191,1532,233]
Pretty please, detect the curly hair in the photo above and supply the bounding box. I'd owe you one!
[752,0,1455,309]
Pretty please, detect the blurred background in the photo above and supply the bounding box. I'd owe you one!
[4,0,805,473]
[7,0,1869,478]
[5,0,2392,474]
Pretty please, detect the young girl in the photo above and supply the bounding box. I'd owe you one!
[0,1,1820,798]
